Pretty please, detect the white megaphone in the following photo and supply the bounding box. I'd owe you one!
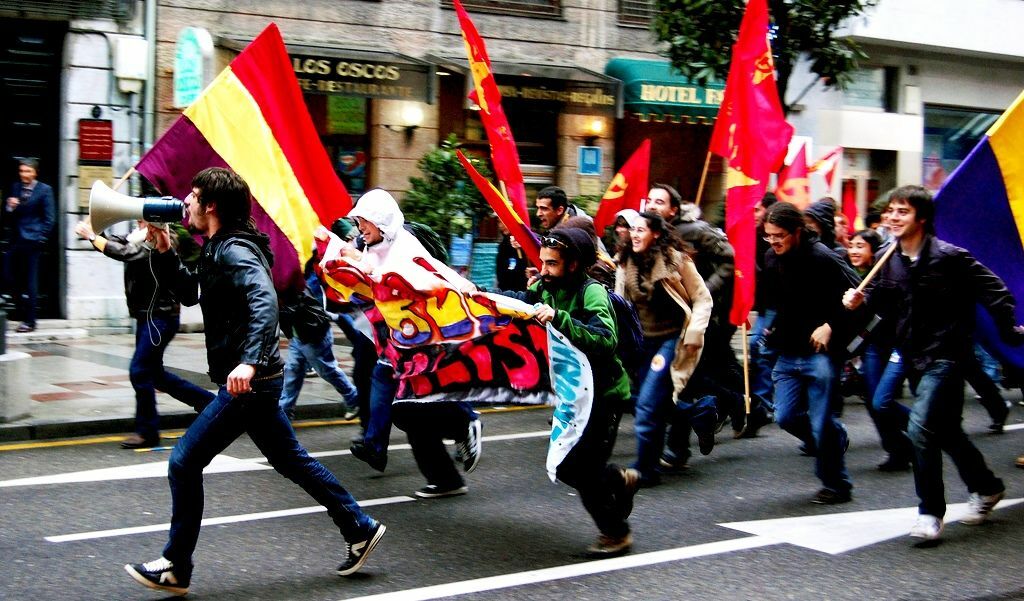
[88,180,185,233]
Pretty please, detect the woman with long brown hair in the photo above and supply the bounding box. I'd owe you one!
[616,212,714,486]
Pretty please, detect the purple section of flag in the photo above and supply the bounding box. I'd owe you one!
[136,116,302,292]
[935,138,1024,370]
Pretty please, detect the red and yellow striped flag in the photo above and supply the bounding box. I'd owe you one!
[136,24,351,292]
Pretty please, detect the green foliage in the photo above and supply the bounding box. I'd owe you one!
[571,194,602,217]
[403,134,493,244]
[653,0,878,110]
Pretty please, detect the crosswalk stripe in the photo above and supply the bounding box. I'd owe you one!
[45,496,415,543]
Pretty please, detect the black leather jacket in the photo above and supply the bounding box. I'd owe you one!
[101,235,180,318]
[163,229,284,384]
[864,235,1020,371]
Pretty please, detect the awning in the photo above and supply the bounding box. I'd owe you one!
[605,57,724,124]
[217,36,435,102]
[426,54,623,116]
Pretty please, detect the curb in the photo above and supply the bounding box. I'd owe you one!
[0,399,351,443]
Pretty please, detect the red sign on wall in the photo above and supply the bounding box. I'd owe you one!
[78,119,114,162]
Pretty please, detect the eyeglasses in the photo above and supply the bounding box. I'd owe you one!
[541,235,568,249]
[762,232,792,242]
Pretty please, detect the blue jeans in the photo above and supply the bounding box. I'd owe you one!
[363,360,399,456]
[749,311,778,410]
[861,345,911,458]
[279,328,358,418]
[772,354,852,494]
[336,312,377,433]
[907,360,1004,518]
[632,335,716,479]
[130,316,215,440]
[163,377,375,570]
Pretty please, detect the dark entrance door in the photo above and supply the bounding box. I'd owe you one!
[0,18,67,320]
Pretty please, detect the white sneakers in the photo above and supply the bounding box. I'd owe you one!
[961,490,1006,526]
[909,515,944,541]
[910,489,1006,541]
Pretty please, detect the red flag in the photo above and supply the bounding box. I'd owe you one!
[593,139,651,234]
[775,143,810,209]
[809,146,842,190]
[453,0,529,223]
[708,0,794,327]
[456,150,542,270]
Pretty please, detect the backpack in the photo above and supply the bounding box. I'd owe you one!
[576,278,645,374]
[280,288,331,344]
[404,221,449,264]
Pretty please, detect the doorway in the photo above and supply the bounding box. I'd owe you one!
[0,18,67,320]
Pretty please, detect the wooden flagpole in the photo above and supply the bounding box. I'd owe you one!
[694,152,712,207]
[856,241,898,292]
[112,167,136,192]
[742,322,751,414]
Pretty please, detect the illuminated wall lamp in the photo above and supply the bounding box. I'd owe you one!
[583,117,606,144]
[384,102,425,142]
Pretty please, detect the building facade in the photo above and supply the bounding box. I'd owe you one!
[786,0,1024,220]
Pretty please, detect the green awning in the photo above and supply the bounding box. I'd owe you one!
[605,58,724,124]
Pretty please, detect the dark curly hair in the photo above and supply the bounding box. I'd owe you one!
[617,211,682,269]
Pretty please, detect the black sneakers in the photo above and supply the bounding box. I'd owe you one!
[811,488,852,505]
[337,522,387,576]
[125,557,190,596]
[454,419,482,473]
[414,483,468,498]
[350,440,387,472]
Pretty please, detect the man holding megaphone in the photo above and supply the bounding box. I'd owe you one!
[122,167,385,596]
[75,218,214,449]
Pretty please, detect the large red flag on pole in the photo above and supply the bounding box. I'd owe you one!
[708,0,794,327]
[775,142,811,210]
[456,150,542,269]
[593,139,651,234]
[453,0,529,223]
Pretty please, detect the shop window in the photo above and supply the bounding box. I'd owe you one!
[304,94,371,195]
[441,0,561,19]
[922,105,1000,192]
[618,0,654,26]
[841,67,898,112]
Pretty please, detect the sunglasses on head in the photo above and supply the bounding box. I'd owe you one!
[541,235,568,249]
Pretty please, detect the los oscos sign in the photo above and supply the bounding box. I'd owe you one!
[291,55,430,102]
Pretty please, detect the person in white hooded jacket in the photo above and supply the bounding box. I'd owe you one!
[326,189,483,498]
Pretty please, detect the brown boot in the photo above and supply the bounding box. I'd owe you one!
[586,532,632,558]
[1016,455,1024,469]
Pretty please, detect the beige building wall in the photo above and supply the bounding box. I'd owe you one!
[152,0,663,199]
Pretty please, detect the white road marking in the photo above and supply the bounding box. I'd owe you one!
[341,536,774,601]
[0,454,271,488]
[1003,423,1024,431]
[45,495,415,543]
[721,497,1024,554]
[339,499,1024,601]
[1,430,551,487]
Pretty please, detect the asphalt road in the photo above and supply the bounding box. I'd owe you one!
[3,398,1024,601]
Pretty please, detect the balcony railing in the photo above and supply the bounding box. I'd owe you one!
[618,0,654,26]
[441,0,561,19]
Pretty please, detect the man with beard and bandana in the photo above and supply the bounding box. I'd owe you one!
[126,168,385,596]
[497,225,640,557]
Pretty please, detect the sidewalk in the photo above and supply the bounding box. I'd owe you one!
[0,321,355,443]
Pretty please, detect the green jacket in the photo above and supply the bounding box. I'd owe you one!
[514,274,631,403]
